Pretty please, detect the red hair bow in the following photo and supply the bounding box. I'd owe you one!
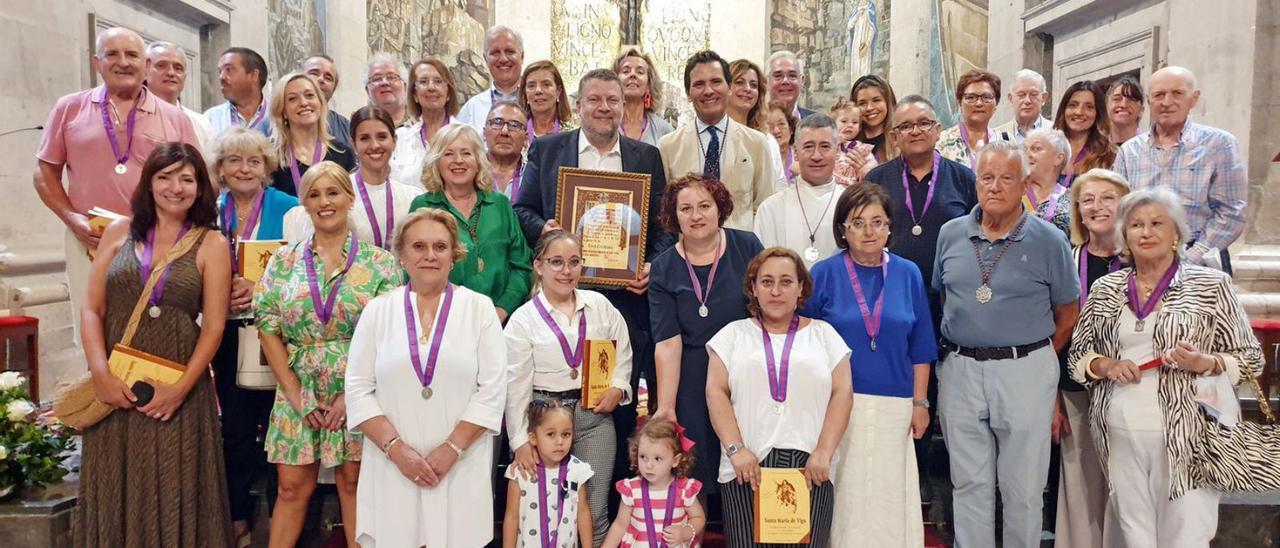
[674,421,696,452]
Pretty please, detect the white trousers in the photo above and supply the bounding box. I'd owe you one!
[1107,427,1220,548]
[65,229,92,343]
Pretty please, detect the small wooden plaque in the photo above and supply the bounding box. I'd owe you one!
[579,339,617,408]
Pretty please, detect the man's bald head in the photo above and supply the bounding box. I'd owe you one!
[1150,66,1198,91]
[95,27,144,57]
[1148,66,1200,132]
[93,27,147,92]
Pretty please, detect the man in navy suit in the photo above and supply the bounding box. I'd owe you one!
[513,67,670,494]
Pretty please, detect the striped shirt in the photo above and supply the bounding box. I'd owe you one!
[615,477,702,547]
[1113,121,1246,261]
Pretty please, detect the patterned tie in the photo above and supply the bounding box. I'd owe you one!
[703,126,721,179]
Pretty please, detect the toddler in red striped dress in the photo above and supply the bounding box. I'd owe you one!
[603,418,706,547]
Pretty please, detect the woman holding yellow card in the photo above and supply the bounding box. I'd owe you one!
[705,248,853,548]
[207,126,298,545]
[77,142,233,547]
[503,229,634,546]
[254,161,401,548]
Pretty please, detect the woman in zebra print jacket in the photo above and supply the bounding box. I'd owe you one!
[1067,188,1270,547]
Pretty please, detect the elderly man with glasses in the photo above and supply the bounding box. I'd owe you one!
[364,52,409,126]
[994,69,1052,145]
[483,100,529,200]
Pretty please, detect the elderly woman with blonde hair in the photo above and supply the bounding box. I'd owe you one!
[253,161,402,547]
[409,122,532,322]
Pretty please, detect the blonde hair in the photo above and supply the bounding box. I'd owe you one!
[613,47,664,113]
[420,123,494,193]
[1069,168,1132,246]
[207,127,279,188]
[270,72,336,164]
[297,160,355,199]
[392,208,468,264]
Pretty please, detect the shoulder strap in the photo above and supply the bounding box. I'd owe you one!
[118,227,209,347]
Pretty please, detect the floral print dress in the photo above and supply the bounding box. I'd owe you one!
[254,234,401,466]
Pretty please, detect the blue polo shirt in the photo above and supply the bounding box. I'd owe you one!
[932,206,1078,348]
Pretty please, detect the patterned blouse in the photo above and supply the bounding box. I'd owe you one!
[935,123,1010,170]
[254,233,402,466]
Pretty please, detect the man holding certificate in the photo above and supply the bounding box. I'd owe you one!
[513,67,670,477]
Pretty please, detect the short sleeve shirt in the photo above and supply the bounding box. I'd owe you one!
[615,477,703,547]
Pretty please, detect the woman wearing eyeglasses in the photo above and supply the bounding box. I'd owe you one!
[936,69,1010,169]
[391,58,461,189]
[503,229,634,546]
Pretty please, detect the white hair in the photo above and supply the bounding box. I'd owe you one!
[145,41,184,58]
[1113,188,1191,259]
[976,140,1029,180]
[1012,68,1047,91]
[484,25,524,55]
[1025,127,1070,172]
[94,27,144,57]
[767,50,805,75]
[363,51,407,87]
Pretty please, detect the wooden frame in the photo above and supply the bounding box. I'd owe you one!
[554,166,651,287]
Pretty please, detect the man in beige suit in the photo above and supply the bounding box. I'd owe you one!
[658,50,778,230]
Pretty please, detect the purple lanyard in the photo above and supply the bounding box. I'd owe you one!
[404,284,453,390]
[220,191,266,275]
[1127,260,1178,322]
[760,313,800,404]
[533,296,586,372]
[1025,184,1067,221]
[1061,146,1089,188]
[231,100,266,128]
[537,460,570,548]
[289,141,325,193]
[139,223,192,307]
[1078,247,1122,309]
[624,113,651,139]
[844,251,889,349]
[901,152,941,227]
[641,478,679,547]
[526,118,561,142]
[784,148,795,184]
[958,124,993,169]
[420,115,451,147]
[508,159,524,200]
[354,171,395,249]
[682,233,723,311]
[97,87,141,167]
[303,235,359,325]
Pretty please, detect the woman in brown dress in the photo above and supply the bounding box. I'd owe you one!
[78,142,233,547]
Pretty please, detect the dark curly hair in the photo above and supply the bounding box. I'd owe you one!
[629,417,695,478]
[742,247,813,317]
[129,142,220,242]
[657,174,735,233]
[525,399,574,434]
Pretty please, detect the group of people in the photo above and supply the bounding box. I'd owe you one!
[31,22,1280,548]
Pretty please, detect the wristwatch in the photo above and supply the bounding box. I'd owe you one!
[912,399,930,409]
[724,443,741,457]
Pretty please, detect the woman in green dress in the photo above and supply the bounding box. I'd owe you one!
[409,122,532,322]
[254,161,401,547]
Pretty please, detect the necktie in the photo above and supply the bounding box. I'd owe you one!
[704,126,721,179]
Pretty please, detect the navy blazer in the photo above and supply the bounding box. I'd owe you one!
[513,129,673,261]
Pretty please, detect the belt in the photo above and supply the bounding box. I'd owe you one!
[534,388,581,401]
[941,338,1051,362]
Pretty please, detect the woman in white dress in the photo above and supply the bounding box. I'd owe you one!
[345,208,507,547]
[283,106,424,246]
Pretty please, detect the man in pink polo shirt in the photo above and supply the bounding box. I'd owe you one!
[32,26,199,335]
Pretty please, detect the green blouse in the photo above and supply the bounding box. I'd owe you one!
[409,190,532,313]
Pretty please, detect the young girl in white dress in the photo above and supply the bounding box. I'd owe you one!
[603,418,707,548]
[503,401,594,548]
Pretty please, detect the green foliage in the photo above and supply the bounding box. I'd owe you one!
[0,374,73,499]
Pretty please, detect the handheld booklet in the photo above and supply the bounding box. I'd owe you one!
[753,467,812,544]
[86,207,129,259]
[237,239,287,284]
[107,343,185,385]
[579,339,617,408]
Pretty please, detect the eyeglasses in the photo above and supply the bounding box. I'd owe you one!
[486,118,524,131]
[1012,90,1042,101]
[962,93,997,105]
[892,120,938,134]
[369,74,402,86]
[540,256,583,271]
[414,77,446,89]
[844,218,889,231]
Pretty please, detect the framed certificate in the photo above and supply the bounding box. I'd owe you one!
[753,468,812,544]
[554,167,651,287]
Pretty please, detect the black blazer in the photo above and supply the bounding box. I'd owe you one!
[513,129,673,261]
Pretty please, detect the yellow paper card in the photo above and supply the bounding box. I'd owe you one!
[86,207,129,259]
[237,240,286,284]
[754,467,812,544]
[107,344,185,385]
[580,339,616,408]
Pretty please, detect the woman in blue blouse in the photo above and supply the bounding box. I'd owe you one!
[649,174,765,493]
[207,126,299,544]
[802,183,936,547]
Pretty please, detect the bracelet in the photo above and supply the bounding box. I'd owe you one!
[680,521,696,538]
[445,439,464,457]
[1209,354,1226,375]
[381,436,402,455]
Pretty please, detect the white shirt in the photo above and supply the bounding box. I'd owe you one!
[504,289,634,450]
[705,318,851,483]
[348,174,426,249]
[577,131,623,172]
[345,285,507,548]
[391,120,431,189]
[994,115,1052,145]
[457,85,519,134]
[753,178,840,267]
[1106,306,1163,431]
[180,104,213,152]
[503,455,594,548]
[766,136,788,192]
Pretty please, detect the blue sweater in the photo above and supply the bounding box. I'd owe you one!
[217,187,297,240]
[802,251,938,398]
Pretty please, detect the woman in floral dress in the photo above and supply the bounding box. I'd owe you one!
[254,161,401,547]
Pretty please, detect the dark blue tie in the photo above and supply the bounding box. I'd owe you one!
[703,126,721,179]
